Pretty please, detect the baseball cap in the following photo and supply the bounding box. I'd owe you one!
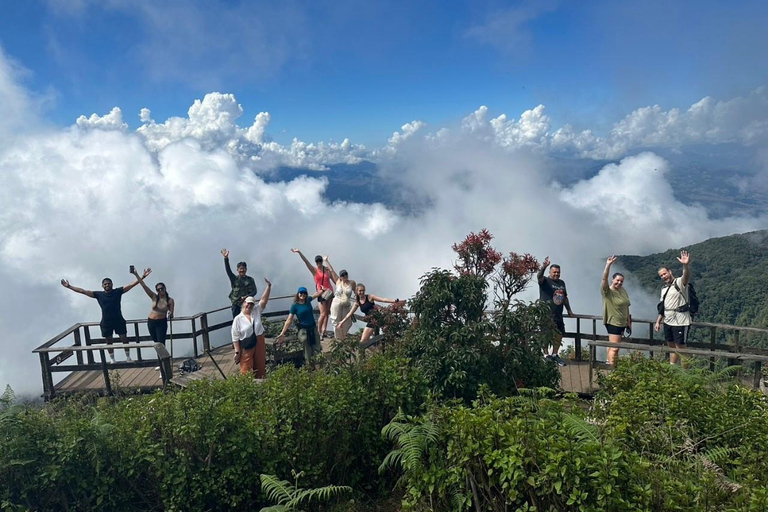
[244,296,257,304]
[297,286,308,294]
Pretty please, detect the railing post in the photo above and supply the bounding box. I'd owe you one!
[589,344,596,390]
[648,322,654,359]
[192,317,199,358]
[575,317,582,362]
[201,313,211,353]
[710,326,717,371]
[99,349,112,395]
[753,361,762,390]
[39,353,54,401]
[73,327,84,365]
[134,322,143,362]
[84,326,95,364]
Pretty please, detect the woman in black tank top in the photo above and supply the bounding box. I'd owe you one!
[339,283,403,345]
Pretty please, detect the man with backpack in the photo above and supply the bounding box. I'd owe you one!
[655,250,694,365]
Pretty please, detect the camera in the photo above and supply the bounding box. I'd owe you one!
[129,265,135,274]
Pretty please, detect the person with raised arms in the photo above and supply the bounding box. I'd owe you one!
[221,249,257,318]
[131,267,175,347]
[330,267,356,341]
[61,267,151,364]
[537,256,574,366]
[290,249,335,339]
[600,256,631,365]
[276,286,322,365]
[655,251,693,365]
[338,283,404,346]
[231,278,272,378]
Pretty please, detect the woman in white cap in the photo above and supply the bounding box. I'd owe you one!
[231,278,272,377]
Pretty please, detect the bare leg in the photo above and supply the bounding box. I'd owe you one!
[607,334,622,365]
[552,332,563,357]
[105,335,115,358]
[668,343,683,365]
[118,333,131,358]
[318,298,332,335]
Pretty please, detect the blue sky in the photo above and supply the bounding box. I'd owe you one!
[1,0,767,146]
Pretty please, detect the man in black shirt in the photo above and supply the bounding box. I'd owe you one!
[61,268,150,364]
[221,249,257,318]
[537,257,574,366]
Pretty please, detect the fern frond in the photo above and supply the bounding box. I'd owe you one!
[260,474,294,506]
[289,484,352,509]
[563,414,599,443]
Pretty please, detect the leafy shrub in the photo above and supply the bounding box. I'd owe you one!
[398,231,559,401]
[0,355,427,511]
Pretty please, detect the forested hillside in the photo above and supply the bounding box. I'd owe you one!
[621,230,768,331]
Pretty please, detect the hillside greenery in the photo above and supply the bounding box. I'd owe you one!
[3,231,768,511]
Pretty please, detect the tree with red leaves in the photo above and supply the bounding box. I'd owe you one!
[493,252,540,310]
[452,229,502,279]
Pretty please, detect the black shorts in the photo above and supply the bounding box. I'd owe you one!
[605,324,624,336]
[552,315,565,335]
[663,324,689,345]
[101,318,127,338]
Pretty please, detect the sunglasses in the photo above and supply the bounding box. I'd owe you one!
[156,287,165,291]
[298,292,308,295]
[245,302,255,307]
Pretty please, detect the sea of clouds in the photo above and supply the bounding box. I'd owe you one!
[2,47,767,396]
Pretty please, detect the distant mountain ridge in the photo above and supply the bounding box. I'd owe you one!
[620,230,768,335]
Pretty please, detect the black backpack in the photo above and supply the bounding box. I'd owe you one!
[179,358,201,374]
[657,281,699,316]
[686,282,700,316]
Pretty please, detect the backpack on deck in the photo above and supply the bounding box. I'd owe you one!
[179,358,201,375]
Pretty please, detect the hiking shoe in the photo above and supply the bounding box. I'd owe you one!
[553,354,568,367]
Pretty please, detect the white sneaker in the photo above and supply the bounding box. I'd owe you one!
[109,356,117,364]
[125,355,133,363]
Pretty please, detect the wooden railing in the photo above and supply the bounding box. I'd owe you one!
[34,306,768,400]
[33,295,299,400]
[566,314,768,368]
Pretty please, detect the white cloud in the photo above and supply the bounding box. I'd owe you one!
[75,106,128,131]
[2,65,768,397]
[465,0,559,57]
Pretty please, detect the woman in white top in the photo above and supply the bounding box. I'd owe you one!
[330,268,356,340]
[232,278,271,377]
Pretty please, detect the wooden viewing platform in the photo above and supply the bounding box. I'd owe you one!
[34,303,768,399]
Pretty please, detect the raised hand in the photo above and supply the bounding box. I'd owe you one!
[323,255,329,261]
[606,255,618,266]
[221,248,229,259]
[61,279,70,288]
[142,268,152,278]
[542,256,550,269]
[264,278,272,286]
[677,250,690,265]
[290,248,300,254]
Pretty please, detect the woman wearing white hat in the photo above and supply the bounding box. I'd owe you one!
[231,278,271,377]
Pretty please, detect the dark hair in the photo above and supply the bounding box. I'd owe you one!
[236,261,247,269]
[658,266,671,273]
[314,255,323,264]
[550,264,561,270]
[612,272,624,279]
[102,278,112,284]
[294,292,308,303]
[154,282,171,308]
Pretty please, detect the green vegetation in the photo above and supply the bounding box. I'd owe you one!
[3,231,768,511]
[621,229,768,346]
